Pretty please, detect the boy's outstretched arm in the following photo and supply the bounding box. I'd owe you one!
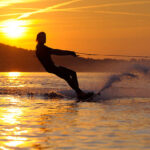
[50,48,77,56]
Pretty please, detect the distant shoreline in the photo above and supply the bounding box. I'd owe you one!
[0,43,150,73]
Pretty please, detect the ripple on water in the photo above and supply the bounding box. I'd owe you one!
[0,72,150,149]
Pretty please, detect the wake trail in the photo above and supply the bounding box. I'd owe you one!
[95,64,150,100]
[98,73,138,95]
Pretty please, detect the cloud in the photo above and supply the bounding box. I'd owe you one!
[0,13,24,17]
[17,0,150,19]
[0,0,40,8]
[1,0,149,19]
[18,0,81,19]
[11,8,39,10]
[95,10,150,17]
[68,0,150,10]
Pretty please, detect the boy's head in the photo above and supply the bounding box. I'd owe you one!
[36,32,46,44]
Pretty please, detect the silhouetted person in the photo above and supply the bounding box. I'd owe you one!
[36,32,88,98]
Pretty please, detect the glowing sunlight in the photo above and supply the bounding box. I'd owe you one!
[1,20,27,38]
[8,72,21,77]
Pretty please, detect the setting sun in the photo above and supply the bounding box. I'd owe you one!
[1,20,27,38]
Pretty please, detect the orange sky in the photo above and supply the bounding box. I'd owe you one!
[0,0,150,58]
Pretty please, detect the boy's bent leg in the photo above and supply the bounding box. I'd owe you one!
[54,66,83,94]
[59,66,79,87]
[46,66,90,99]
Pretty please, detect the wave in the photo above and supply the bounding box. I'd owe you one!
[0,87,65,99]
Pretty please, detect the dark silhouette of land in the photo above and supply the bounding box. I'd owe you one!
[0,43,150,72]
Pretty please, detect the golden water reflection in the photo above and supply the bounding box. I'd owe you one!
[8,72,21,78]
[0,96,78,149]
[0,95,150,149]
[0,97,29,148]
[6,72,25,87]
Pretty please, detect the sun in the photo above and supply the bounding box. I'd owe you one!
[1,19,27,38]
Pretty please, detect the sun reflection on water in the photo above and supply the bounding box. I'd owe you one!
[8,72,21,78]
[0,96,77,149]
[0,146,9,150]
[6,72,25,87]
[2,107,23,124]
[5,139,26,147]
[0,93,149,149]
[0,73,149,149]
[0,97,29,149]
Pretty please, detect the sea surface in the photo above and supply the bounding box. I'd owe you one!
[0,72,150,150]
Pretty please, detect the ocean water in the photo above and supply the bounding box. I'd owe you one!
[0,72,150,150]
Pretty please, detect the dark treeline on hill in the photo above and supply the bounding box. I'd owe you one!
[0,43,150,72]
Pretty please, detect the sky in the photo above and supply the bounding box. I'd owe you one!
[0,0,150,58]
